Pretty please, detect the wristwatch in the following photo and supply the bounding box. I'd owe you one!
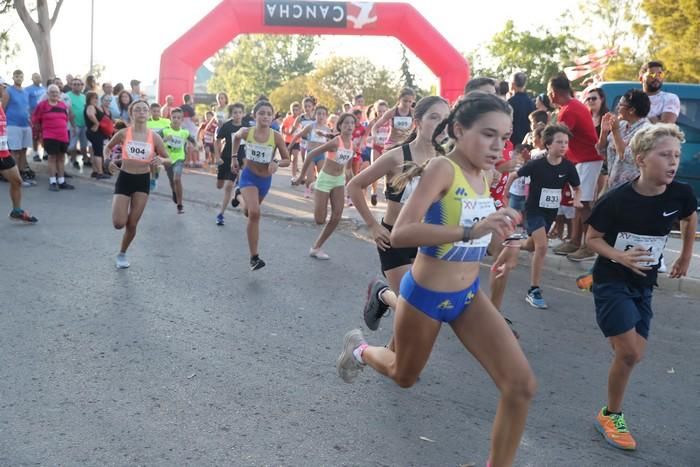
[462,219,475,243]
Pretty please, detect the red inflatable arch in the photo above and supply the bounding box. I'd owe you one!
[159,0,469,104]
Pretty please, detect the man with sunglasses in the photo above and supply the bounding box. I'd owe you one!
[639,61,680,124]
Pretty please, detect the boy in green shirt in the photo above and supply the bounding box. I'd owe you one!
[162,108,195,214]
[147,103,171,192]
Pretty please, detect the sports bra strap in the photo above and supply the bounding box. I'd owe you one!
[401,143,412,162]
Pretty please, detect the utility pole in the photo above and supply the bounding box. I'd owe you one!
[89,0,94,74]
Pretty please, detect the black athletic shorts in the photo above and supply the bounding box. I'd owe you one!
[377,219,417,272]
[43,138,69,155]
[217,155,237,181]
[0,156,16,171]
[114,170,150,196]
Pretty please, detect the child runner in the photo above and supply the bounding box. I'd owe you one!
[291,96,317,196]
[199,110,218,167]
[146,103,171,192]
[230,100,290,271]
[371,87,416,150]
[347,96,449,333]
[518,124,582,309]
[288,105,330,198]
[213,92,229,126]
[337,92,535,467]
[281,102,302,178]
[586,124,696,451]
[162,108,195,214]
[105,100,171,269]
[214,102,247,225]
[367,100,391,205]
[0,79,37,223]
[291,112,357,259]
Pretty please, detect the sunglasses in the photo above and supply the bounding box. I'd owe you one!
[645,71,665,79]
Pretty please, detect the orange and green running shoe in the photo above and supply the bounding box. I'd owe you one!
[576,272,593,292]
[594,406,637,450]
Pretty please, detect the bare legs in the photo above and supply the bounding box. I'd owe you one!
[112,192,148,254]
[606,330,647,413]
[362,290,535,466]
[311,186,345,250]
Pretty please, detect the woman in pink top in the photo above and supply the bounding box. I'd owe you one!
[32,84,73,191]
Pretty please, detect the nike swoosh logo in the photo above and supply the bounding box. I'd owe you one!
[558,174,565,178]
[663,210,679,217]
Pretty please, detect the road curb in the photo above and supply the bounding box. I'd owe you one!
[514,249,700,298]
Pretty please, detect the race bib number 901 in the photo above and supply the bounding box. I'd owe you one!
[455,198,496,248]
[613,232,667,267]
[246,142,274,164]
[125,141,151,161]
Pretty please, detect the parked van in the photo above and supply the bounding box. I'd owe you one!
[597,82,700,205]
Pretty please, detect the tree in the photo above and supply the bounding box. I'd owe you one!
[641,0,700,82]
[268,57,400,114]
[468,20,586,94]
[308,56,400,111]
[5,0,64,81]
[568,0,650,81]
[268,75,310,114]
[399,45,416,90]
[208,34,317,106]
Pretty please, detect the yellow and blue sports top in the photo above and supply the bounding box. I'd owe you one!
[420,157,496,262]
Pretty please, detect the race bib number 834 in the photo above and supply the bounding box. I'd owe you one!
[613,232,667,267]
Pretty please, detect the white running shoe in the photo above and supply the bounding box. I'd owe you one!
[336,329,366,383]
[309,247,330,260]
[115,253,130,269]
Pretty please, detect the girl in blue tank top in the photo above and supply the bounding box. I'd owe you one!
[336,92,535,467]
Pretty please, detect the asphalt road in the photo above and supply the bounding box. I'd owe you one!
[1,171,698,467]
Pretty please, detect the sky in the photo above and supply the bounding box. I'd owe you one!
[1,0,580,91]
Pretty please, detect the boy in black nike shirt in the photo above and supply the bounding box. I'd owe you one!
[518,124,581,309]
[586,124,697,451]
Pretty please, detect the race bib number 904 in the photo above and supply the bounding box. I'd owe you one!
[455,198,496,248]
[246,143,274,164]
[613,232,667,267]
[125,141,151,161]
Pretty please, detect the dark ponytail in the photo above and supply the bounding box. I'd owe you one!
[432,91,512,155]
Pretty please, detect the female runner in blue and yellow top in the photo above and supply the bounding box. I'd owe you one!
[336,92,536,467]
[230,100,290,271]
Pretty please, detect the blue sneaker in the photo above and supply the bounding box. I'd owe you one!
[216,213,224,226]
[526,287,548,309]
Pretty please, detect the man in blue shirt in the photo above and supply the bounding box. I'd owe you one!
[25,72,45,161]
[508,72,536,145]
[1,70,35,185]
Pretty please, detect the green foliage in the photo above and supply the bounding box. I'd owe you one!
[470,20,585,94]
[641,0,700,82]
[269,56,400,113]
[208,34,317,106]
[268,75,310,113]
